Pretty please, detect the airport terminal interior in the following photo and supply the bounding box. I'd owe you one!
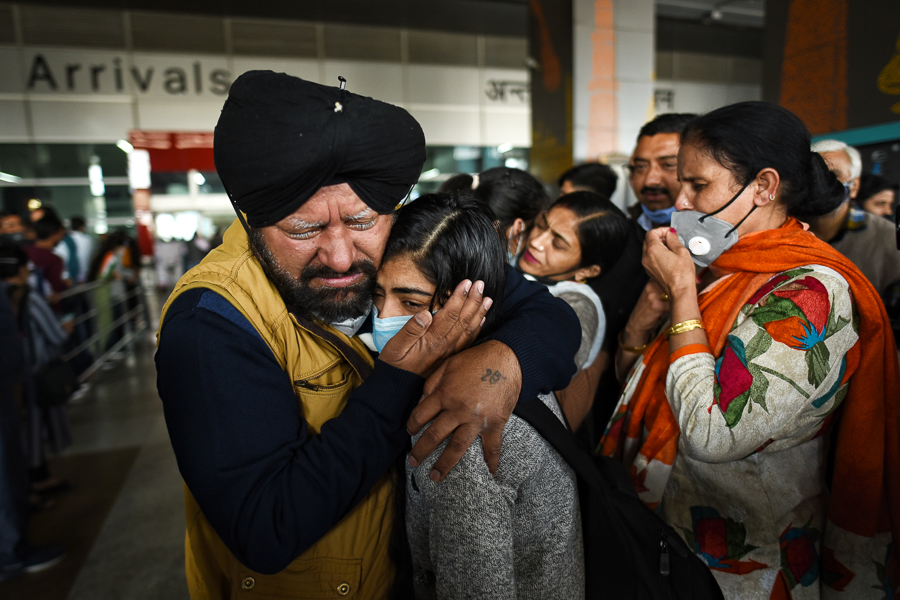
[1,0,899,598]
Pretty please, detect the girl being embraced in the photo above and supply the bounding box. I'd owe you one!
[371,192,584,600]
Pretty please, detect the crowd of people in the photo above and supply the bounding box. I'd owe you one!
[151,71,900,600]
[0,207,147,582]
[1,67,898,597]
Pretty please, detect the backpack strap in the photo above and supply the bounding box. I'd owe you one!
[514,398,637,498]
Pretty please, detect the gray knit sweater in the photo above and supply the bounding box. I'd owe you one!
[405,393,584,600]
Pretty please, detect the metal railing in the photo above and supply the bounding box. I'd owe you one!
[57,278,150,383]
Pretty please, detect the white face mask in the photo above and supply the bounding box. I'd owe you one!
[670,211,741,268]
[671,180,757,268]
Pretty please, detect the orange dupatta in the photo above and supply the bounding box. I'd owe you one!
[599,218,900,588]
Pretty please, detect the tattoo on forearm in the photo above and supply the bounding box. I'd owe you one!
[481,368,507,384]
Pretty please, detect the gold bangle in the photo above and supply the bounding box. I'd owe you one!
[666,319,704,337]
[618,330,651,354]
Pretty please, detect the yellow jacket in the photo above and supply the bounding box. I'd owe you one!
[159,221,394,599]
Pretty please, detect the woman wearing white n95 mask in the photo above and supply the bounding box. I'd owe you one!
[602,101,900,599]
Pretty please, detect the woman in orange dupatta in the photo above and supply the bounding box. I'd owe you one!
[600,102,900,600]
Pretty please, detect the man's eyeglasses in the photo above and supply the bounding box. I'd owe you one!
[625,162,678,176]
[842,181,852,204]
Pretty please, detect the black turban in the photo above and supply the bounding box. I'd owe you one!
[214,70,426,228]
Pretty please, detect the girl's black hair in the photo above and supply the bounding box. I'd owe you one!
[552,191,631,275]
[0,242,28,280]
[384,191,507,336]
[681,101,845,219]
[473,167,550,235]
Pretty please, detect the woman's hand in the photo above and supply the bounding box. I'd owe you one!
[642,227,697,297]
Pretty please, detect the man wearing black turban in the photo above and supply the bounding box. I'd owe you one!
[156,71,580,598]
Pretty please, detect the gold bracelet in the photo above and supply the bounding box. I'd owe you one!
[666,319,704,337]
[618,330,651,354]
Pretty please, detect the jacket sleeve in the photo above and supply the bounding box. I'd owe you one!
[484,266,581,401]
[156,289,424,574]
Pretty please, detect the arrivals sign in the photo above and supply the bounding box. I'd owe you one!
[19,50,232,97]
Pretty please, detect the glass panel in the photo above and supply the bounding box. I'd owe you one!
[0,143,128,179]
[150,172,189,195]
[197,171,226,194]
[412,145,530,198]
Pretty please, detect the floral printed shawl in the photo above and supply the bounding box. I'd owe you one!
[599,218,900,596]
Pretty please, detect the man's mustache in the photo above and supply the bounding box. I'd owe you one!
[640,186,671,198]
[300,260,377,283]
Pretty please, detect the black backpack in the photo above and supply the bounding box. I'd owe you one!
[514,399,724,600]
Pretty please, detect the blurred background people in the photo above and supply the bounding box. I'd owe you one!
[153,237,188,291]
[809,139,900,295]
[23,212,70,306]
[89,231,136,354]
[557,162,618,199]
[855,173,897,219]
[0,276,66,583]
[0,243,73,511]
[53,215,92,286]
[0,213,26,244]
[472,166,551,266]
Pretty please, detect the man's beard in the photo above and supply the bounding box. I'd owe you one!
[248,229,376,323]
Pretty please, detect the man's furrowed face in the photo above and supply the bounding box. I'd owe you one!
[628,132,681,211]
[250,183,393,322]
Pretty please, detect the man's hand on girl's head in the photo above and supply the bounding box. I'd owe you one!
[376,278,491,378]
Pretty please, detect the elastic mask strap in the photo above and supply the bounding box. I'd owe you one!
[699,179,753,223]
[725,204,758,237]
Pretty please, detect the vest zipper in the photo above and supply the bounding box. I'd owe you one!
[294,380,322,392]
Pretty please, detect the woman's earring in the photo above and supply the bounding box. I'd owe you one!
[769,194,775,201]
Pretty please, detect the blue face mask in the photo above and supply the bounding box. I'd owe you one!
[371,306,415,353]
[640,204,677,226]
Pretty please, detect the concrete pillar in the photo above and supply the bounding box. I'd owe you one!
[573,0,655,162]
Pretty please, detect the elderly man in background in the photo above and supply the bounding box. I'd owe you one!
[810,139,900,295]
[155,71,580,599]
